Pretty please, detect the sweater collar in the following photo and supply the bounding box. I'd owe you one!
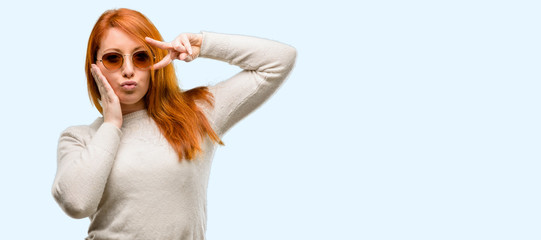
[122,109,148,122]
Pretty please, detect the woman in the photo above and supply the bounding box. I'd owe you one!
[52,8,296,239]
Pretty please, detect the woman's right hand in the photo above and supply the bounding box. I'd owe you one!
[91,64,123,129]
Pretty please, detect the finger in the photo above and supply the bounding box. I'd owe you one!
[172,39,187,53]
[91,65,110,90]
[171,51,180,60]
[90,65,99,83]
[152,54,173,70]
[145,37,173,50]
[91,64,115,100]
[92,75,107,101]
[181,34,193,55]
[91,65,105,94]
[184,55,194,62]
[178,53,189,61]
[99,74,114,95]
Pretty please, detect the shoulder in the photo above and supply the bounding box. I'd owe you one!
[59,117,104,142]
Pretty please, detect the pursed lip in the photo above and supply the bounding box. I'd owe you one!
[120,81,137,87]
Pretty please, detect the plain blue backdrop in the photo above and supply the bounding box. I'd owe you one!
[0,0,539,239]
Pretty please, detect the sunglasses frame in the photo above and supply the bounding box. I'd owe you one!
[98,50,155,71]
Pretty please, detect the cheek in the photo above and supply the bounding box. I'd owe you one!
[140,71,151,92]
[97,65,117,85]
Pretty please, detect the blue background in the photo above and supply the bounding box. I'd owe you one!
[0,0,539,239]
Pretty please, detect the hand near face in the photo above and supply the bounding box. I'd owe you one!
[145,33,203,70]
[91,64,123,129]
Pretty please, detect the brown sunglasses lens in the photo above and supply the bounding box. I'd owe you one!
[133,51,152,69]
[102,53,123,70]
[101,51,152,70]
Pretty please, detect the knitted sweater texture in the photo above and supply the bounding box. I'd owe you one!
[52,32,296,240]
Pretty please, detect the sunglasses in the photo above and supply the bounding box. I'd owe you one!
[98,51,154,71]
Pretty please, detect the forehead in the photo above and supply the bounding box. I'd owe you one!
[99,28,143,53]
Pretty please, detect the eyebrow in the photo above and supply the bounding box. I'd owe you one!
[102,46,145,54]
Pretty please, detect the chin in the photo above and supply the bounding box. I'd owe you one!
[119,96,145,106]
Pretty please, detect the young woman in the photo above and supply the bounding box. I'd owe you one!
[51,8,296,239]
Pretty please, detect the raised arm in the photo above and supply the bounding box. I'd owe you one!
[146,32,296,135]
[199,32,297,135]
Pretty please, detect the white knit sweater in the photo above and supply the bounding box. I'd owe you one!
[52,32,296,240]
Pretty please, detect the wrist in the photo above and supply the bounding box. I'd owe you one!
[196,33,203,45]
[104,119,122,129]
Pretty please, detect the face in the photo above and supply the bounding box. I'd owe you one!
[97,28,150,113]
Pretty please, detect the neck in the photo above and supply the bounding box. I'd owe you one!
[121,101,146,115]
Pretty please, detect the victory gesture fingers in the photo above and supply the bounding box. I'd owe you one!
[146,33,203,70]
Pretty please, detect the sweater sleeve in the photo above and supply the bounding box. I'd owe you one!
[51,122,121,219]
[198,32,297,136]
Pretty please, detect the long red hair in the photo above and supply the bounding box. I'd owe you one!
[85,8,222,160]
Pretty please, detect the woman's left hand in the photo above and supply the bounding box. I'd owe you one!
[145,33,203,70]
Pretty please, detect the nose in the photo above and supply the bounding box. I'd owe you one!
[122,56,135,79]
